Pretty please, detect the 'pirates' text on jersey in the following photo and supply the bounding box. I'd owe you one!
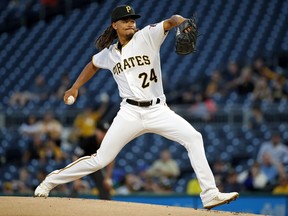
[92,21,168,100]
[112,55,151,75]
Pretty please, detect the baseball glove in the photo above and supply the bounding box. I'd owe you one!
[175,16,198,55]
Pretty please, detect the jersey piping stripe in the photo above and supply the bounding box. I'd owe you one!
[47,153,97,177]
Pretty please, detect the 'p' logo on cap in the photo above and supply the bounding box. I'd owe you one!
[111,5,141,23]
[126,6,131,13]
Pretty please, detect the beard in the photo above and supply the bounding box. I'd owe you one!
[125,31,135,41]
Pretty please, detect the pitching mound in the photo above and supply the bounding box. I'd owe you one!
[0,196,261,216]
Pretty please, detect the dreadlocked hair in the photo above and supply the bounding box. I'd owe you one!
[95,25,118,51]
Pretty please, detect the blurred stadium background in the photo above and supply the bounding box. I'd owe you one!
[0,0,288,215]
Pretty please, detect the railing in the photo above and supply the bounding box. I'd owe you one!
[1,102,288,129]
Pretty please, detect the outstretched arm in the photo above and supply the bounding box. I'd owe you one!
[64,61,99,104]
[163,15,186,32]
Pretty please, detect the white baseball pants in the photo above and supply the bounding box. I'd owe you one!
[43,98,219,204]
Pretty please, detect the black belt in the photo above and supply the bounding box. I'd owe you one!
[126,98,160,107]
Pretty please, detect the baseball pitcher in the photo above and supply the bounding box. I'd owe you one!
[35,5,238,209]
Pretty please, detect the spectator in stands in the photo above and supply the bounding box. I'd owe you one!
[232,66,255,97]
[40,0,59,8]
[223,170,244,193]
[237,162,268,191]
[70,93,109,146]
[33,169,47,190]
[270,73,288,102]
[186,175,202,195]
[211,159,229,192]
[252,57,278,81]
[143,176,164,193]
[179,87,195,104]
[223,61,241,92]
[40,0,60,19]
[18,114,42,138]
[21,112,64,164]
[53,184,69,195]
[250,77,272,103]
[71,106,101,145]
[259,152,285,186]
[189,92,217,121]
[70,179,91,197]
[6,0,22,20]
[205,69,225,99]
[223,61,241,81]
[51,73,71,101]
[145,149,180,192]
[73,122,113,200]
[283,80,288,99]
[12,167,33,193]
[272,175,288,194]
[22,133,45,165]
[39,111,63,147]
[116,173,145,195]
[43,137,66,164]
[3,182,14,194]
[245,103,265,130]
[7,0,19,9]
[9,75,50,107]
[257,132,288,165]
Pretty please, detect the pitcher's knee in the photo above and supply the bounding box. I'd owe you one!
[195,131,203,142]
[185,131,204,149]
[91,154,113,170]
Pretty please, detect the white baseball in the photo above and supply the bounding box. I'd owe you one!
[66,96,75,105]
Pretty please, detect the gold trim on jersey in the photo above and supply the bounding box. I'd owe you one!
[47,153,97,177]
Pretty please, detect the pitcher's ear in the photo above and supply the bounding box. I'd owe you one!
[112,22,117,30]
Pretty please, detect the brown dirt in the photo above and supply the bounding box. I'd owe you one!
[0,196,262,216]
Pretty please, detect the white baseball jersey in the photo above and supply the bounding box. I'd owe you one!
[92,21,167,100]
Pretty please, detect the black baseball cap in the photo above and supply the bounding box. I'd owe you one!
[111,5,141,23]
